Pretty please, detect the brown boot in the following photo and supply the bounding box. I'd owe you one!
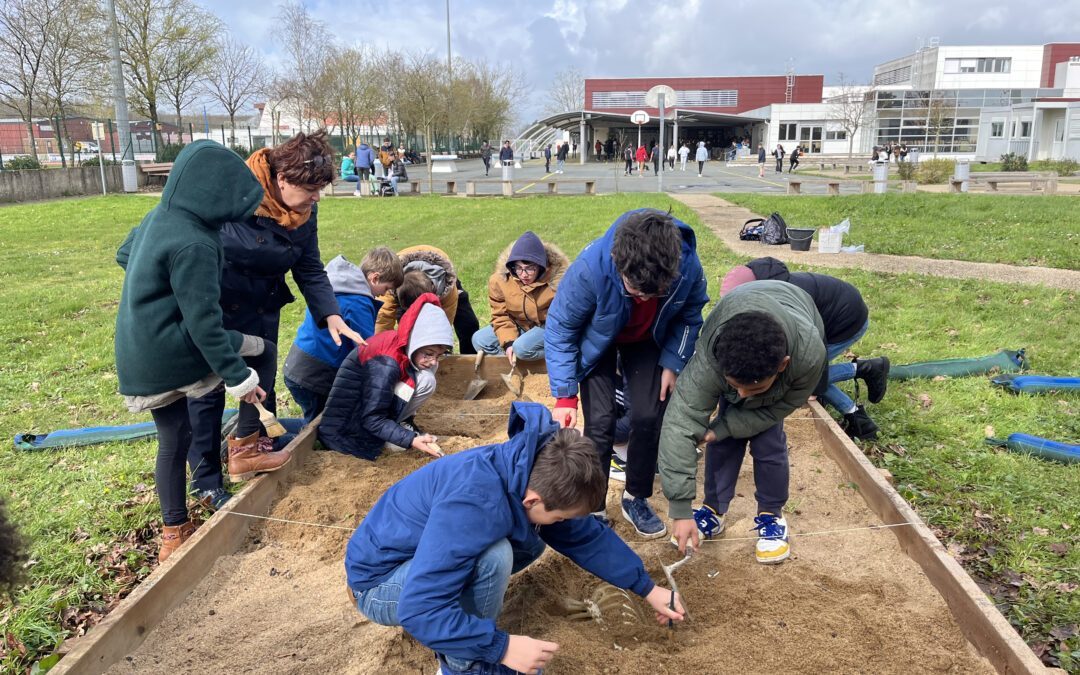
[227,430,291,482]
[159,521,195,563]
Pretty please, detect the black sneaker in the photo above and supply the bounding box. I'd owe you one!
[608,456,627,482]
[842,405,879,441]
[855,356,891,404]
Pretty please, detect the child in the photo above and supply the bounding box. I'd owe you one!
[318,293,450,459]
[283,248,404,424]
[345,402,684,675]
[545,209,709,539]
[471,231,569,364]
[721,257,890,440]
[114,140,290,562]
[375,245,480,354]
[659,280,828,564]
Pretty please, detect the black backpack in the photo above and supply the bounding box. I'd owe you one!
[740,212,788,245]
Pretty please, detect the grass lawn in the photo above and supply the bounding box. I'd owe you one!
[0,194,1077,671]
[717,192,1080,270]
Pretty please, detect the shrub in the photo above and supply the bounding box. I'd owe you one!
[914,158,954,184]
[4,156,43,170]
[1000,152,1028,172]
[896,161,917,181]
[229,144,250,159]
[80,156,118,167]
[1031,159,1079,176]
[156,143,185,163]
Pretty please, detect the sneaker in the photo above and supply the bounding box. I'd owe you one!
[352,191,362,197]
[608,456,626,482]
[753,512,790,564]
[436,653,525,674]
[385,420,420,453]
[620,492,666,539]
[854,356,890,404]
[196,487,231,510]
[842,405,879,441]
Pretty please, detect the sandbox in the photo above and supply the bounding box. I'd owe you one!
[55,357,1047,674]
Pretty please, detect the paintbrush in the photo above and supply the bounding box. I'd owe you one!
[253,400,286,438]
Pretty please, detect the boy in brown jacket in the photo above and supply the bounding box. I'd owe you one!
[471,231,568,363]
[375,244,480,354]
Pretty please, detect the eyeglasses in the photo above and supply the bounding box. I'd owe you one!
[512,264,540,275]
[303,155,330,168]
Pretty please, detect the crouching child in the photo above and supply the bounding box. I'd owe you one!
[345,402,685,675]
[318,292,450,459]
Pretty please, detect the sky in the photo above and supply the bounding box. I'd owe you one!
[195,0,1080,125]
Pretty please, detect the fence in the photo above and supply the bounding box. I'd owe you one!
[0,164,148,203]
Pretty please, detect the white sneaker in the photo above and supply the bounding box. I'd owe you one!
[753,512,790,564]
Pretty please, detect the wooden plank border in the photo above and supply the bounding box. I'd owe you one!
[52,418,321,675]
[808,400,1048,674]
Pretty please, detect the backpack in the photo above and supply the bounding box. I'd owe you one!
[740,212,788,244]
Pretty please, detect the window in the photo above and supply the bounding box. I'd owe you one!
[591,91,646,108]
[1019,121,1031,138]
[944,57,1011,74]
[990,120,1005,138]
[676,90,738,107]
[874,65,912,86]
[825,130,847,140]
[778,123,796,141]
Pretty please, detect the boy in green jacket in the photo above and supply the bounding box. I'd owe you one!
[658,280,827,564]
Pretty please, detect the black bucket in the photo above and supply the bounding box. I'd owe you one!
[787,228,815,251]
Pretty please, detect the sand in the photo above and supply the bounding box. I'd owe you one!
[108,371,993,674]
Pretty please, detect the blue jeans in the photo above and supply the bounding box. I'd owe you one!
[820,320,868,415]
[284,376,327,426]
[471,325,545,362]
[343,175,359,183]
[353,537,545,670]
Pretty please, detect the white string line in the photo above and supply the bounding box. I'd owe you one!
[225,511,355,531]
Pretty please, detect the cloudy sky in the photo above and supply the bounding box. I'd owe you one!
[195,0,1080,123]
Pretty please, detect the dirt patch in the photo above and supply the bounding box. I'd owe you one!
[109,373,993,674]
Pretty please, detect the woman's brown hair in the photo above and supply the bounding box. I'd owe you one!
[269,130,335,187]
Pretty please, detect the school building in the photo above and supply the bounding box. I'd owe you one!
[526,42,1080,162]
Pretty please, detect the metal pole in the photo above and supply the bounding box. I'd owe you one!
[106,0,136,191]
[657,93,665,193]
[247,126,253,151]
[446,0,453,154]
[108,119,116,163]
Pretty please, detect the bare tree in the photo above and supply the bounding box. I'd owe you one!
[395,53,448,192]
[828,73,875,158]
[275,1,332,133]
[159,9,221,135]
[0,0,63,159]
[451,59,524,145]
[41,0,104,166]
[316,45,384,148]
[926,95,952,159]
[543,66,584,117]
[203,36,266,144]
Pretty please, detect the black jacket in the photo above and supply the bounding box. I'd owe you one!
[318,353,412,459]
[745,257,867,344]
[556,144,569,161]
[218,207,339,343]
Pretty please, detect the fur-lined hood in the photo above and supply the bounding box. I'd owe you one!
[493,241,569,291]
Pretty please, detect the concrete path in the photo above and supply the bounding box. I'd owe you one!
[671,193,1080,291]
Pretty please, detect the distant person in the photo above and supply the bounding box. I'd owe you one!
[667,144,676,170]
[388,151,409,196]
[354,141,375,197]
[695,141,708,177]
[544,143,552,173]
[678,142,690,171]
[480,140,493,176]
[773,144,785,173]
[650,141,660,174]
[623,144,634,176]
[378,137,394,177]
[635,144,648,176]
[757,143,766,178]
[789,145,801,173]
[595,139,603,162]
[499,140,514,166]
[556,141,569,174]
[898,143,909,162]
[340,151,358,184]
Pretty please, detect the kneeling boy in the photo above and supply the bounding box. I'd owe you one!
[345,402,685,675]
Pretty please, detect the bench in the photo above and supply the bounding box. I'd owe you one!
[139,162,173,176]
[787,179,842,196]
[950,172,1057,194]
[464,179,598,196]
[323,178,423,197]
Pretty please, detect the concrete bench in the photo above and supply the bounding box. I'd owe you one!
[950,172,1057,194]
[431,154,459,173]
[788,179,842,195]
[465,179,598,196]
[545,179,597,195]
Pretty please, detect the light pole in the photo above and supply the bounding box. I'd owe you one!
[446,0,453,154]
[106,0,137,192]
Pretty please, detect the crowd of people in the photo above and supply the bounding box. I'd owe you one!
[108,129,892,674]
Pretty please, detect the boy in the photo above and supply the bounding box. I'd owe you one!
[375,245,480,354]
[346,402,684,675]
[545,209,709,539]
[721,257,890,440]
[472,231,569,364]
[318,293,449,460]
[659,280,827,564]
[284,247,404,424]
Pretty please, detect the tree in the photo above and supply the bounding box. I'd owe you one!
[395,53,448,192]
[0,0,62,159]
[203,36,266,142]
[275,1,332,133]
[449,59,523,146]
[926,95,952,159]
[159,9,221,133]
[315,45,383,147]
[40,0,104,166]
[828,73,875,158]
[543,66,584,117]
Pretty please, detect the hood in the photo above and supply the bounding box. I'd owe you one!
[358,143,370,149]
[403,260,449,297]
[494,239,569,291]
[407,302,454,361]
[399,246,458,296]
[506,231,548,272]
[325,255,372,297]
[159,140,264,229]
[494,402,561,507]
[359,292,443,375]
[745,256,791,282]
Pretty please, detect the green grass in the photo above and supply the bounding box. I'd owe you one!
[716,193,1080,270]
[0,194,1077,671]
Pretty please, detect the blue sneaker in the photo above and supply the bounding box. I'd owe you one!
[437,654,530,674]
[620,491,666,539]
[669,504,724,548]
[196,488,231,510]
[753,512,790,564]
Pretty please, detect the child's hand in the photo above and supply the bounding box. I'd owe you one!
[505,346,516,366]
[501,635,559,674]
[554,407,576,429]
[240,385,266,405]
[645,586,685,625]
[411,434,443,458]
[671,518,700,553]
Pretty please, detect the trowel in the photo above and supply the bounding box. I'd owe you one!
[463,351,488,400]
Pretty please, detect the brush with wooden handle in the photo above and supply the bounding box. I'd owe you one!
[253,400,286,438]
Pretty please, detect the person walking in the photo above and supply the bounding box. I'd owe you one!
[480,140,492,176]
[695,141,708,177]
[757,143,767,178]
[544,143,552,173]
[623,144,634,176]
[773,144,785,173]
[667,144,676,170]
[788,145,801,173]
[650,141,660,174]
[556,141,569,174]
[635,144,648,176]
[595,139,603,162]
[678,143,690,171]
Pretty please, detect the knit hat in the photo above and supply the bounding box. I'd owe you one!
[407,303,454,362]
[506,231,548,274]
[745,256,791,282]
[720,265,756,296]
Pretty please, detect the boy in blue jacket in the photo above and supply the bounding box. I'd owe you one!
[544,209,709,539]
[284,247,404,424]
[346,402,684,675]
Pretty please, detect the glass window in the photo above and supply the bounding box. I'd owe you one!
[1020,121,1032,138]
[778,123,796,141]
[825,130,847,140]
[879,118,902,128]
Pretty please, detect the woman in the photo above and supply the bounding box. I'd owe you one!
[667,144,676,170]
[635,144,648,176]
[695,141,708,177]
[340,151,358,184]
[773,144,786,173]
[186,130,364,510]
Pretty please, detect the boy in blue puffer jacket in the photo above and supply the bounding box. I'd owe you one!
[346,402,685,675]
[544,208,708,540]
[284,248,404,424]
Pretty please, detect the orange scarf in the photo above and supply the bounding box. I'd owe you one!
[246,148,310,231]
